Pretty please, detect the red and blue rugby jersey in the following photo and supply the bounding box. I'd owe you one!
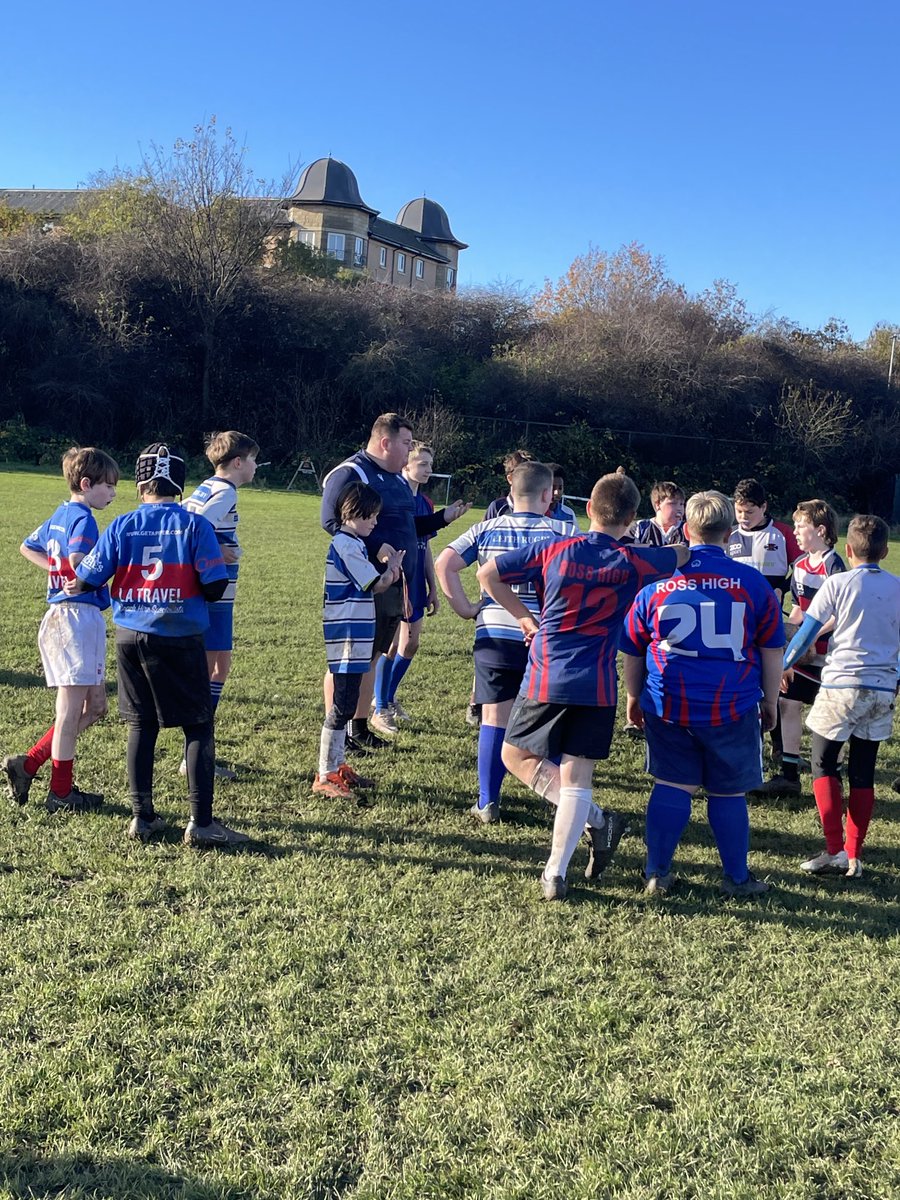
[620,544,786,726]
[494,532,678,706]
[75,502,226,636]
[23,501,110,610]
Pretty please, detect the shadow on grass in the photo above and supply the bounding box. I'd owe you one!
[0,1150,247,1199]
[0,669,45,689]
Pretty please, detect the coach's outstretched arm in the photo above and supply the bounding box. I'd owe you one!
[477,559,538,640]
[434,547,481,620]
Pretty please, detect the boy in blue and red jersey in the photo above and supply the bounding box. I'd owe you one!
[478,472,689,900]
[3,447,119,813]
[71,443,248,847]
[621,491,785,897]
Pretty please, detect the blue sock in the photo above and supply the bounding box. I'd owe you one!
[645,783,692,876]
[707,794,750,882]
[477,724,507,809]
[374,654,392,712]
[210,681,224,711]
[387,654,413,704]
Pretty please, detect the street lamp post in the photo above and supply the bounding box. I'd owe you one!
[889,334,898,387]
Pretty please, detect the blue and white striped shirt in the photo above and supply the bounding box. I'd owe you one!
[448,512,571,667]
[183,477,241,605]
[323,532,380,674]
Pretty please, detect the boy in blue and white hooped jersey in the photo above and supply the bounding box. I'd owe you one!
[435,461,573,824]
[621,491,786,898]
[478,472,689,900]
[316,483,404,801]
[183,430,259,780]
[71,443,248,848]
[3,446,119,814]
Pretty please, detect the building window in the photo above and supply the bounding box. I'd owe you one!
[415,259,424,279]
[446,267,455,288]
[353,236,366,267]
[379,246,387,268]
[397,252,406,273]
[326,232,345,260]
[297,229,316,247]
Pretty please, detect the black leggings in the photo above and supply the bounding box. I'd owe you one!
[811,733,880,789]
[126,720,215,824]
[324,674,363,731]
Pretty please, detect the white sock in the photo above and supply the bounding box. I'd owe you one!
[318,727,346,777]
[585,801,606,831]
[545,787,592,880]
[529,759,604,829]
[328,727,347,774]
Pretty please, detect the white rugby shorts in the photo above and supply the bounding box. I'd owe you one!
[806,686,895,743]
[38,604,107,688]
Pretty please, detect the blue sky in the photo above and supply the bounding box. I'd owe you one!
[3,0,899,338]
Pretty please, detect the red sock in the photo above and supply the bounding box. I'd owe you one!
[50,759,74,798]
[812,776,845,854]
[845,788,875,859]
[24,727,55,776]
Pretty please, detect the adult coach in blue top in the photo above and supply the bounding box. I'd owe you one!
[621,490,786,898]
[321,413,471,751]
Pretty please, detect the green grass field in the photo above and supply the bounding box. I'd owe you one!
[1,468,899,1200]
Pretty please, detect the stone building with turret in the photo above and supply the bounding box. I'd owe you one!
[284,157,466,291]
[2,156,466,293]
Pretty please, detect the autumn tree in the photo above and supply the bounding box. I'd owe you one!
[137,118,295,418]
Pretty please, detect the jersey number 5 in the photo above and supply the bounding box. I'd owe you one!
[141,545,164,582]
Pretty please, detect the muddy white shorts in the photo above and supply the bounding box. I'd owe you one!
[806,686,896,743]
[38,603,107,688]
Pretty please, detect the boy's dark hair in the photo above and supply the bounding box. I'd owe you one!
[651,480,685,507]
[846,514,889,562]
[371,412,414,440]
[502,448,533,475]
[793,499,838,548]
[337,482,383,524]
[136,443,186,498]
[734,478,767,507]
[509,461,553,501]
[544,462,565,482]
[205,430,260,469]
[590,472,641,526]
[62,446,120,491]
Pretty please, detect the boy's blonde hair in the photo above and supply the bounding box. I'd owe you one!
[589,472,641,526]
[62,446,120,491]
[409,441,434,459]
[685,490,735,540]
[205,431,260,469]
[793,499,838,548]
